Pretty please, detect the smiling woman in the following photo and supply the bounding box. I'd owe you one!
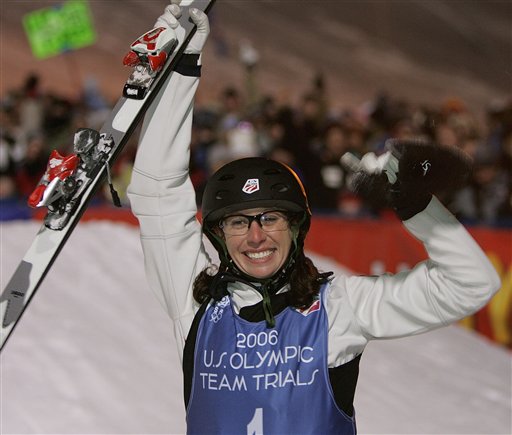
[126,3,501,434]
[194,157,328,327]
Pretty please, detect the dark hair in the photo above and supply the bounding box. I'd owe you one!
[192,251,326,309]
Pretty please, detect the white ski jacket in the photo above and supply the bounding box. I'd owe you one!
[127,72,501,368]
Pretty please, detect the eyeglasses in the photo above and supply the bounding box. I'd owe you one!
[219,211,290,236]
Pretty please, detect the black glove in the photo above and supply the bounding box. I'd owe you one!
[345,139,473,220]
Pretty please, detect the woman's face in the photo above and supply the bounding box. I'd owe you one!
[220,208,293,279]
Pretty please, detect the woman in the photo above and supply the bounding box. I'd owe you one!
[127,3,501,434]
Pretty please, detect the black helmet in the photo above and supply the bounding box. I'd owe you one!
[202,157,311,265]
[202,157,311,226]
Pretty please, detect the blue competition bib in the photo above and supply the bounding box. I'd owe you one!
[186,287,356,435]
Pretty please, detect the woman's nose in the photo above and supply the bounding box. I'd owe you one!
[246,220,266,244]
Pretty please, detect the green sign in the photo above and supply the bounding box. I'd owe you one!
[23,0,96,59]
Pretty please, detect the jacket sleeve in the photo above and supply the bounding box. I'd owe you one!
[342,196,501,339]
[127,71,210,359]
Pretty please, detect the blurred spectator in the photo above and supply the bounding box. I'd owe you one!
[18,73,44,142]
[0,96,34,220]
[451,148,511,225]
[302,122,359,214]
[218,86,244,133]
[501,128,512,219]
[191,108,219,204]
[0,175,31,220]
[43,94,75,151]
[80,76,111,129]
[207,121,260,174]
[14,133,49,198]
[0,109,19,179]
[340,111,368,159]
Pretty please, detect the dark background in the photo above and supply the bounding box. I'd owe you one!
[1,0,510,114]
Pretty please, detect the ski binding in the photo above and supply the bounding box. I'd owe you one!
[122,26,178,99]
[28,128,114,230]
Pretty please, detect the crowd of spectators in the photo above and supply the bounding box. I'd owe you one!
[1,68,511,227]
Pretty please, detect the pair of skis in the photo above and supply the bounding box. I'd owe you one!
[1,0,216,351]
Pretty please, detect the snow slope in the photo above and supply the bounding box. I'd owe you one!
[1,220,510,434]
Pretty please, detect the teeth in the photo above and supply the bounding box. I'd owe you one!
[246,250,273,259]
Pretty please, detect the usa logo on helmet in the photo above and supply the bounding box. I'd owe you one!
[242,178,259,194]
